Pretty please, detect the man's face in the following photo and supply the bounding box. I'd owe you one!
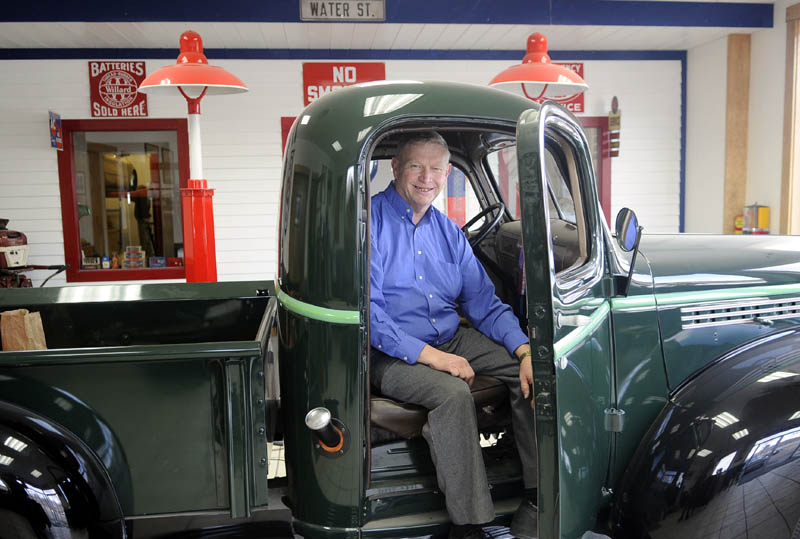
[391,141,452,217]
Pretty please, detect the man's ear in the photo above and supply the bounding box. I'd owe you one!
[391,157,399,178]
[446,163,452,176]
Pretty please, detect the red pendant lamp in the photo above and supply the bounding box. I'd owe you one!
[489,33,587,102]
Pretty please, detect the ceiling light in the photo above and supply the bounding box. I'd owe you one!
[4,436,27,453]
[489,33,588,102]
[712,412,740,428]
[732,429,749,440]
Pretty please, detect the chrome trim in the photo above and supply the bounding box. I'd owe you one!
[680,296,800,329]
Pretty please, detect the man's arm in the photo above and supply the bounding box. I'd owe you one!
[515,343,534,406]
[454,227,534,399]
[456,234,529,356]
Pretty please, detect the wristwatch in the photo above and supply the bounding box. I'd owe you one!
[518,350,532,361]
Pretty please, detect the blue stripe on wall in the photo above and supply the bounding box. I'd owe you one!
[0,0,772,27]
[680,52,687,232]
[0,48,687,61]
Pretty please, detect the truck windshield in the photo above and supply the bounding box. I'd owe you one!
[486,145,576,224]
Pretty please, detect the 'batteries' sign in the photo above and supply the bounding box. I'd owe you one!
[303,62,385,106]
[88,61,148,118]
[552,63,585,113]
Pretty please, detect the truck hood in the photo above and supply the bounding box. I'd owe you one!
[638,234,800,294]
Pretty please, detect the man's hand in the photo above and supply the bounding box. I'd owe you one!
[417,345,475,386]
[515,344,535,409]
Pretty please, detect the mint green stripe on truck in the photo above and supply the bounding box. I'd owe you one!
[276,285,360,324]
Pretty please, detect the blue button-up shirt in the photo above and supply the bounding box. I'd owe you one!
[370,183,529,364]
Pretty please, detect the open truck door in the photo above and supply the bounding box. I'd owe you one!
[517,104,617,539]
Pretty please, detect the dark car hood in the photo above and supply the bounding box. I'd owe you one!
[638,233,800,295]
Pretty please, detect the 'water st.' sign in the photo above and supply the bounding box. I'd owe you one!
[300,0,384,20]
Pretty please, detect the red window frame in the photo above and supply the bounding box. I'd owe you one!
[56,118,190,282]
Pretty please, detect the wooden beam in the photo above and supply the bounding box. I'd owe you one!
[723,34,751,234]
[788,3,800,21]
[782,10,800,234]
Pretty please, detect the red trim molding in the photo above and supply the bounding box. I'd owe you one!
[57,118,190,283]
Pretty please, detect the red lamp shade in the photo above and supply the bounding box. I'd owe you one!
[138,31,247,96]
[489,33,587,101]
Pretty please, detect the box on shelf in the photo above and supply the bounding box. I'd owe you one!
[149,256,166,268]
[82,256,100,270]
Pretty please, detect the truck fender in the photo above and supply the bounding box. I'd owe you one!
[0,400,126,538]
[613,326,800,539]
[0,375,132,511]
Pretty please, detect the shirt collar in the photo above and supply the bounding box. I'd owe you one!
[385,181,431,224]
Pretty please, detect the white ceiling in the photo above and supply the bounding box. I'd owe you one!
[0,21,774,52]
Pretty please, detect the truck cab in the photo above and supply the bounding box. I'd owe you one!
[276,80,800,538]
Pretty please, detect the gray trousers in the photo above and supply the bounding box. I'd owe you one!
[371,327,538,525]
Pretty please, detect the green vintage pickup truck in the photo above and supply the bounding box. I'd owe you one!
[1,81,799,539]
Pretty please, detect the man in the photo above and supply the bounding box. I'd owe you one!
[369,131,538,539]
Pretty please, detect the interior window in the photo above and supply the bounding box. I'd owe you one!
[485,147,520,219]
[56,119,189,283]
[545,151,577,224]
[486,142,588,274]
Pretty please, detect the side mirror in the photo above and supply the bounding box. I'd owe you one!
[615,207,640,252]
[614,208,643,297]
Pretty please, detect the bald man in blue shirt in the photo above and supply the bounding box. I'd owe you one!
[370,132,538,539]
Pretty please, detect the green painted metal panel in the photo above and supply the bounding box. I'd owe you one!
[7,360,229,514]
[278,308,365,530]
[607,255,668,489]
[554,313,613,539]
[0,281,273,517]
[639,234,800,295]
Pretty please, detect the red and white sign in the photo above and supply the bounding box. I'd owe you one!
[88,61,148,118]
[552,63,585,113]
[302,62,385,105]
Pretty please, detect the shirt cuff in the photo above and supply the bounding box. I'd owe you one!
[503,331,530,359]
[394,336,427,364]
[373,332,427,364]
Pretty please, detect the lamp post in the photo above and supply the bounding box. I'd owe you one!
[137,30,247,282]
[489,33,588,102]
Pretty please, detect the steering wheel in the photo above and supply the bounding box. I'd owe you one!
[461,202,506,248]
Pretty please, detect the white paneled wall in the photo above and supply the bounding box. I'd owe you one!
[0,56,682,286]
[685,37,727,233]
[748,0,792,235]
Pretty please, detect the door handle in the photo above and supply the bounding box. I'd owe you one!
[557,313,591,328]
